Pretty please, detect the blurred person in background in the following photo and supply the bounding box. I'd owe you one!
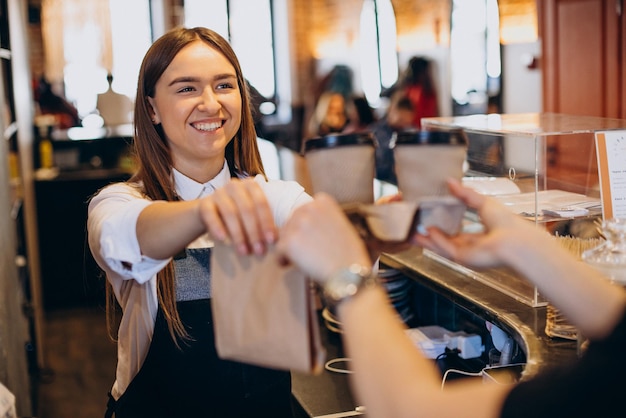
[305,90,351,139]
[383,56,439,129]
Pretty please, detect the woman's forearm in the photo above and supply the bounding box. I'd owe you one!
[338,285,442,417]
[136,200,205,260]
[498,228,626,340]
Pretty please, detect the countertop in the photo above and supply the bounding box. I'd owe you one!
[380,248,579,380]
[291,248,579,417]
[291,323,363,418]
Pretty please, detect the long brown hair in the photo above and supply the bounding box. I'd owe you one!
[401,56,436,95]
[107,27,266,344]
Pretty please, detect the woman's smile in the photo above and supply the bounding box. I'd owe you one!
[191,120,224,132]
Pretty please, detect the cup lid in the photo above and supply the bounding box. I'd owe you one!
[393,128,468,147]
[303,132,375,153]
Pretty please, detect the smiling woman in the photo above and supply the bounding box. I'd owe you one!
[146,42,243,181]
[87,27,312,418]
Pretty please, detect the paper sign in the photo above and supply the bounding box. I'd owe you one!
[595,131,626,219]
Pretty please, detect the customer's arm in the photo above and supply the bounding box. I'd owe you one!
[414,179,626,340]
[277,193,512,418]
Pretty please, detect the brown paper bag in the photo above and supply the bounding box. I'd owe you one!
[211,243,325,374]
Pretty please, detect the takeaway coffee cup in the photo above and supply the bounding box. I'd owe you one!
[392,128,468,202]
[303,132,376,204]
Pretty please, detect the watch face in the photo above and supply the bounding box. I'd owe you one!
[324,265,371,302]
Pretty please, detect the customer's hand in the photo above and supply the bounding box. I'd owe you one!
[413,179,534,269]
[276,193,371,283]
[198,178,277,256]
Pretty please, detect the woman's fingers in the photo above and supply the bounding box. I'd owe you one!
[447,179,520,231]
[198,196,228,242]
[447,178,486,209]
[200,178,277,255]
[223,179,276,254]
[415,226,505,269]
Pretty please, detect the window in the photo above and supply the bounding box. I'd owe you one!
[359,0,398,107]
[45,0,282,124]
[42,0,152,121]
[184,0,228,38]
[184,0,278,115]
[450,0,501,115]
[108,0,152,98]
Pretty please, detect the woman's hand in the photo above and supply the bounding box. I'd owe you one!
[198,178,277,256]
[276,193,371,283]
[413,179,531,269]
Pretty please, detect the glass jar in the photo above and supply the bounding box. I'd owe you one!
[581,218,626,285]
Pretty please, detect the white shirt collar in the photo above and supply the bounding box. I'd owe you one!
[173,161,231,200]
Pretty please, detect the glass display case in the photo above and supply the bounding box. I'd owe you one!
[421,113,626,307]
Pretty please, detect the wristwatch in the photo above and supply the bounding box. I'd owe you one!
[323,264,377,307]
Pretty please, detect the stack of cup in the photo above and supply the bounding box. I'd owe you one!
[303,132,376,205]
[392,128,468,202]
[378,267,414,325]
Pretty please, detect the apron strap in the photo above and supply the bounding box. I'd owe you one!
[104,392,116,418]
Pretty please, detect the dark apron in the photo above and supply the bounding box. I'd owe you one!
[105,248,293,418]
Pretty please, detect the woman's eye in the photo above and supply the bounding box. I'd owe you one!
[216,82,235,90]
[177,86,195,93]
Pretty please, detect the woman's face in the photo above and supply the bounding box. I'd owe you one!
[324,94,346,129]
[147,40,242,177]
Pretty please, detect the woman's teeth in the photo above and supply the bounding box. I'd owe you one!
[193,121,222,131]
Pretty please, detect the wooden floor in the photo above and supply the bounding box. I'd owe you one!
[35,307,117,418]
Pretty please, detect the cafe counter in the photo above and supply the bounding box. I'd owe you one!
[291,247,578,417]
